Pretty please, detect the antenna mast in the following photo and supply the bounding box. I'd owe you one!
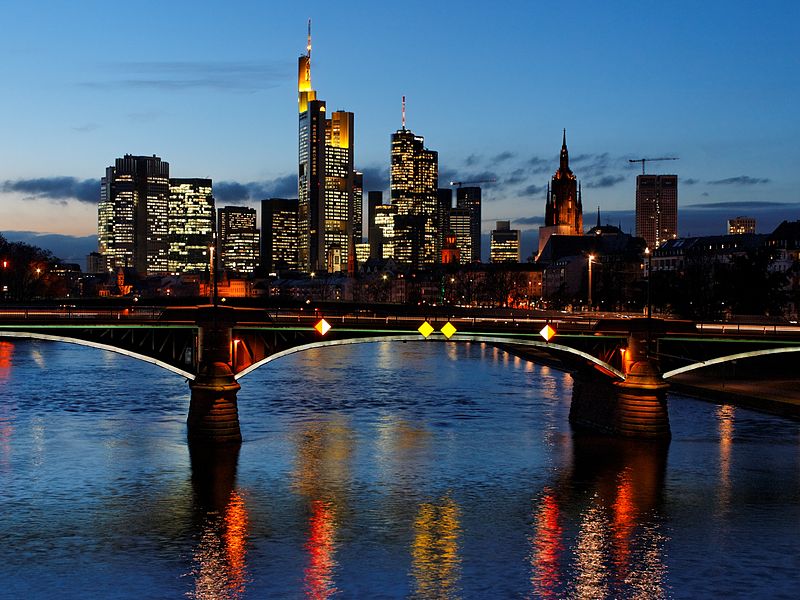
[307,18,312,58]
[402,95,406,129]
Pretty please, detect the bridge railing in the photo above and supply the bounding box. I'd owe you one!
[0,306,165,321]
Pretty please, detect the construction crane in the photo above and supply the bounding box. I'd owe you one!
[450,178,497,187]
[628,157,678,175]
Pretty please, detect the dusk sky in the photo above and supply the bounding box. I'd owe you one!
[1,0,798,259]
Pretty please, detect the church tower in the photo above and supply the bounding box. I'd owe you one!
[538,130,583,258]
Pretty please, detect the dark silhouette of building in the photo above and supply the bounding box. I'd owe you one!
[436,187,453,258]
[261,198,299,273]
[456,186,481,262]
[636,174,678,249]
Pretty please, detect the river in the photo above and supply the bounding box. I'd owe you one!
[0,339,798,599]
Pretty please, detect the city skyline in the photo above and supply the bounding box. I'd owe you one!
[1,1,798,256]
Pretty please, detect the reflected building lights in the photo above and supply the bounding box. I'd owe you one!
[191,491,250,600]
[530,490,563,599]
[304,499,338,599]
[572,500,610,599]
[411,497,461,599]
[717,404,735,514]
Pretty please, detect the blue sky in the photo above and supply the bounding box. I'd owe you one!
[1,0,798,257]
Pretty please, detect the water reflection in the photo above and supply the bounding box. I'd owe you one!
[717,405,735,515]
[188,445,249,600]
[0,342,14,471]
[291,417,354,599]
[411,496,461,600]
[530,436,669,599]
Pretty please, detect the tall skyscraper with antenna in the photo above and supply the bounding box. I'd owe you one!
[297,21,356,273]
[390,97,438,267]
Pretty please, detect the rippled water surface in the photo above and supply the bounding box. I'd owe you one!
[1,339,799,599]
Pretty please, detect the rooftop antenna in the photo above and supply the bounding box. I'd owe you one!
[307,18,312,58]
[402,95,406,129]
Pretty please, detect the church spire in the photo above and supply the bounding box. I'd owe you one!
[560,128,569,172]
[596,205,601,229]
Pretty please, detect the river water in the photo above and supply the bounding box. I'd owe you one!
[0,339,798,599]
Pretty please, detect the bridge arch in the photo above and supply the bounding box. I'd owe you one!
[662,346,800,379]
[234,334,625,381]
[0,331,196,380]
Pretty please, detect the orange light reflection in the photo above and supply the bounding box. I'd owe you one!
[304,500,338,600]
[530,490,563,599]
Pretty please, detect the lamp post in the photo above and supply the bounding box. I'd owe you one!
[645,247,652,356]
[587,254,595,311]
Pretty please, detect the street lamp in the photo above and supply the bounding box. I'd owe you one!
[587,254,595,310]
[645,247,652,357]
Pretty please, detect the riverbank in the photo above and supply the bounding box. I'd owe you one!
[667,374,800,420]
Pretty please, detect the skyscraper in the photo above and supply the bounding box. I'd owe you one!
[168,178,214,275]
[98,154,170,275]
[449,208,472,263]
[635,174,678,249]
[367,190,384,259]
[297,23,357,273]
[456,186,481,262]
[218,206,259,275]
[490,220,521,263]
[390,102,438,268]
[261,198,299,273]
[538,131,583,257]
[373,204,397,260]
[436,187,453,257]
[353,171,363,247]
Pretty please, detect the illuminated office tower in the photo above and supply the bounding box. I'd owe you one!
[436,188,453,256]
[367,191,384,258]
[456,186,481,262]
[374,204,397,259]
[635,174,678,249]
[728,216,756,235]
[449,208,472,264]
[297,23,358,273]
[538,130,583,256]
[218,206,259,275]
[98,154,170,275]
[324,110,355,268]
[297,22,325,272]
[261,198,299,273]
[353,170,363,246]
[490,220,521,263]
[390,101,438,267]
[168,178,214,275]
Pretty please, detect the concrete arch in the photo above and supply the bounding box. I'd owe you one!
[0,331,195,380]
[234,334,625,381]
[662,346,800,379]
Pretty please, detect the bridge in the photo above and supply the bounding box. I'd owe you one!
[1,304,799,444]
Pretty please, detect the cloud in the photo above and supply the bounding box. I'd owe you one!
[524,183,547,196]
[683,178,699,185]
[513,216,544,225]
[586,175,625,188]
[684,201,791,210]
[72,123,100,133]
[504,169,527,185]
[527,156,551,174]
[708,176,770,185]
[84,60,289,93]
[491,151,515,164]
[464,154,482,166]
[214,174,296,204]
[361,165,390,192]
[2,177,100,204]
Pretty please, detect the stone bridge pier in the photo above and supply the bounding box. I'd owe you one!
[188,306,242,444]
[570,329,671,440]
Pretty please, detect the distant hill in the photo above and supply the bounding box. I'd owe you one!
[1,231,96,270]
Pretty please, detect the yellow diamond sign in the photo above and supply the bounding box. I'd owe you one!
[418,321,434,338]
[540,324,556,342]
[314,318,331,336]
[440,322,457,339]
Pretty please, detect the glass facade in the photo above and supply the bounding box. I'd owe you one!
[218,206,259,275]
[168,179,214,275]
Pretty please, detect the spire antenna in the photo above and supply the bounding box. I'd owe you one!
[402,95,406,129]
[562,128,567,146]
[307,18,312,58]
